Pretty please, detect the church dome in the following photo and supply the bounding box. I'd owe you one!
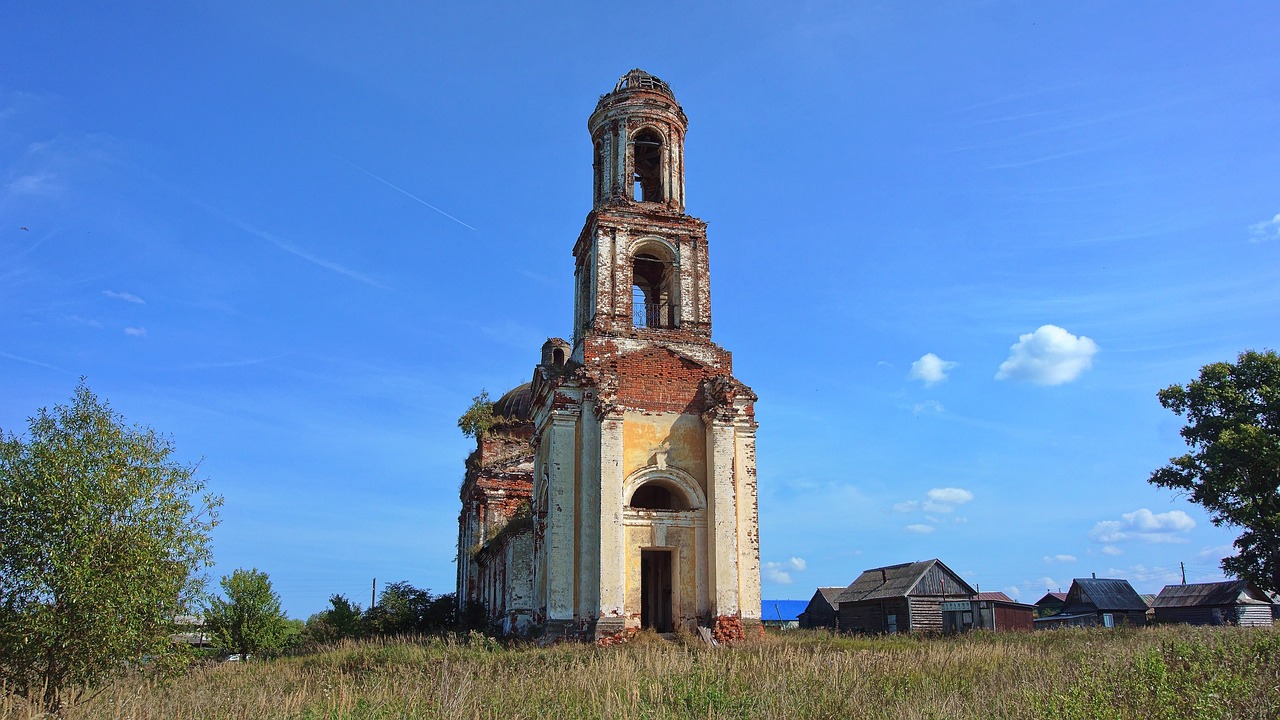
[492,382,533,423]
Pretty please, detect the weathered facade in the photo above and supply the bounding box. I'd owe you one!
[1033,578,1148,629]
[1152,580,1274,627]
[974,592,1036,631]
[458,70,762,640]
[835,559,978,634]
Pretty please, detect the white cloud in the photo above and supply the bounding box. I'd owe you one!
[924,487,974,513]
[103,290,145,304]
[892,500,920,513]
[1101,545,1123,556]
[995,325,1099,385]
[1089,508,1195,544]
[905,524,935,534]
[909,353,957,386]
[1043,554,1077,563]
[764,557,808,584]
[954,516,969,524]
[764,565,792,584]
[1104,563,1184,586]
[1196,545,1234,560]
[1249,213,1280,243]
[123,327,147,337]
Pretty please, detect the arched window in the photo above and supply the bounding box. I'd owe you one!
[631,251,674,328]
[628,481,686,510]
[593,140,604,202]
[632,129,663,203]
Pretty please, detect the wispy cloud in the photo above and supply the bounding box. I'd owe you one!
[1043,554,1077,563]
[909,353,956,386]
[0,350,65,371]
[182,355,285,371]
[332,154,477,231]
[904,524,935,534]
[6,171,60,196]
[995,325,1098,385]
[225,216,388,289]
[1248,213,1280,243]
[123,327,147,337]
[103,290,145,304]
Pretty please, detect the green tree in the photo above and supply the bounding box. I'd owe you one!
[304,594,364,645]
[1150,349,1280,594]
[203,568,289,658]
[0,382,220,716]
[457,390,494,438]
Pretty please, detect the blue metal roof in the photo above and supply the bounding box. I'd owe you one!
[761,599,808,622]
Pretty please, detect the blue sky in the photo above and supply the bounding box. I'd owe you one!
[3,2,1277,618]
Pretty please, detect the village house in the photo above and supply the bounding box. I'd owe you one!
[1151,580,1274,627]
[457,70,762,640]
[798,587,844,630]
[1033,578,1148,629]
[835,559,978,634]
[973,592,1036,631]
[1034,591,1068,618]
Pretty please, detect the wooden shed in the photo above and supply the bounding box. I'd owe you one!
[1033,578,1147,629]
[797,587,844,630]
[835,559,977,634]
[974,592,1036,631]
[1152,580,1274,627]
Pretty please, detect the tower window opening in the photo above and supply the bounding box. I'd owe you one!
[632,130,663,203]
[593,140,604,202]
[631,252,674,328]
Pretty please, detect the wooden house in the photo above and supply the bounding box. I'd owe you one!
[1033,578,1147,629]
[835,559,977,634]
[797,587,844,630]
[1034,591,1067,618]
[1152,580,1273,627]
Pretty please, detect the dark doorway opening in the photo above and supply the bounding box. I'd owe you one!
[640,549,674,632]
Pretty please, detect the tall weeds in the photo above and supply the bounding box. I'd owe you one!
[5,626,1277,719]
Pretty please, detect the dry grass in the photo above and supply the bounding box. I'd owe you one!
[4,625,1278,719]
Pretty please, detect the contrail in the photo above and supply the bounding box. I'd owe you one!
[332,154,478,231]
[225,217,389,289]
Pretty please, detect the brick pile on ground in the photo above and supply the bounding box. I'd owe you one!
[595,627,639,647]
[712,615,746,644]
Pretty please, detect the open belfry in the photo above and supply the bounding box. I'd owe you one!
[457,69,762,640]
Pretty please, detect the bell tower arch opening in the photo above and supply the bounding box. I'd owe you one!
[630,241,677,329]
[632,129,664,203]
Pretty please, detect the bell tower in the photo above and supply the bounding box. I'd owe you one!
[529,69,761,640]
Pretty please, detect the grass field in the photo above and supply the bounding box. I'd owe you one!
[5,625,1279,719]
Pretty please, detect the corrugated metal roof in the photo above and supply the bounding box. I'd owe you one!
[1153,580,1270,608]
[976,592,1013,602]
[1065,578,1147,612]
[761,600,809,622]
[1036,591,1068,605]
[835,559,974,603]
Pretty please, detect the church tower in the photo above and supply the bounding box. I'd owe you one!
[528,69,762,638]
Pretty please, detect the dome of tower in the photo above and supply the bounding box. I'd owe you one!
[610,69,675,99]
[492,382,533,423]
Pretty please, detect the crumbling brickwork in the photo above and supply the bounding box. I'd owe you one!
[457,69,762,641]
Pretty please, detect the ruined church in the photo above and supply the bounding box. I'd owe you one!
[457,69,761,639]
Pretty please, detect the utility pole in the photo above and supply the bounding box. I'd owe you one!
[372,578,377,608]
[1180,562,1186,585]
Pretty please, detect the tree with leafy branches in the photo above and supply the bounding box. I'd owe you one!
[1150,349,1280,594]
[457,390,495,438]
[203,568,289,658]
[0,382,220,716]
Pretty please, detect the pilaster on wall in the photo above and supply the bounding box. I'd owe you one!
[545,406,580,623]
[703,412,740,617]
[575,402,601,621]
[734,420,762,621]
[595,407,627,634]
